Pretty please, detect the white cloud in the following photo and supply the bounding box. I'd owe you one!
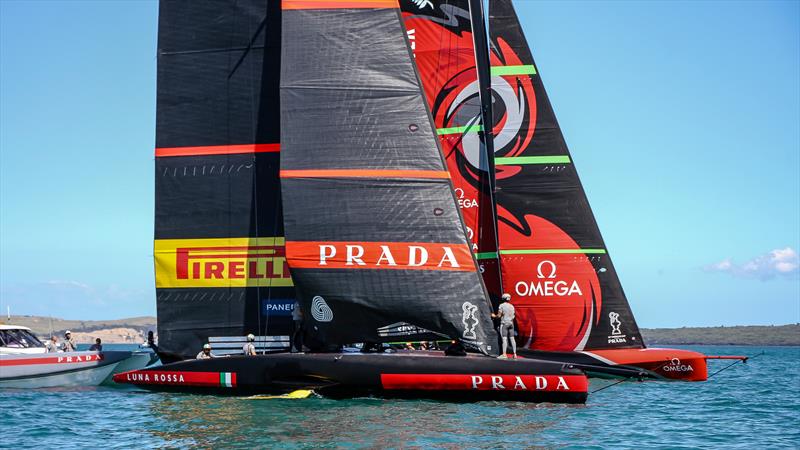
[705,247,799,280]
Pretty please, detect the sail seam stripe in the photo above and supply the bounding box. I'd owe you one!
[500,249,607,255]
[279,169,450,179]
[282,0,399,10]
[490,65,537,76]
[155,143,280,157]
[495,155,571,165]
[436,124,483,135]
[475,252,498,259]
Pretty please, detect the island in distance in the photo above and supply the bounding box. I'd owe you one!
[6,315,798,346]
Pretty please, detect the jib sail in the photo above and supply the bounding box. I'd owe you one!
[154,0,293,361]
[280,0,496,354]
[488,0,644,351]
[400,0,503,304]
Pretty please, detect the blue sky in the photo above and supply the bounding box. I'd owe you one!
[1,0,798,326]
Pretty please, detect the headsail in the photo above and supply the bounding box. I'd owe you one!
[280,0,496,354]
[399,0,503,304]
[154,0,293,361]
[488,0,644,351]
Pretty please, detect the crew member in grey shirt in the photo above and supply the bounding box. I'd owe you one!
[243,334,257,356]
[62,331,77,352]
[196,344,214,359]
[491,293,517,359]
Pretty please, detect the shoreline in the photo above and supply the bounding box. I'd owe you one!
[7,315,799,346]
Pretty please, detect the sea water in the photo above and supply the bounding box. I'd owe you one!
[2,345,798,449]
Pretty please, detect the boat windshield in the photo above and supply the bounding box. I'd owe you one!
[0,329,45,348]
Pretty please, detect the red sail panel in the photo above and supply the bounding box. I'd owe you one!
[400,0,502,303]
[489,0,644,351]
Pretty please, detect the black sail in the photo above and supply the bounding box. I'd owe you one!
[488,0,644,351]
[155,0,294,361]
[280,0,496,354]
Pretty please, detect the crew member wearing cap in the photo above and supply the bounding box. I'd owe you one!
[491,293,517,359]
[243,334,257,356]
[63,331,77,352]
[196,344,215,359]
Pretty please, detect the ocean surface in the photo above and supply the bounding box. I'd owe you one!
[2,345,798,449]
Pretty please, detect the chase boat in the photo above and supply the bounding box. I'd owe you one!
[0,325,156,388]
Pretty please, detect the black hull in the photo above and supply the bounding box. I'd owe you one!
[114,352,588,404]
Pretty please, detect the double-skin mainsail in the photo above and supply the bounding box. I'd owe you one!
[279,0,496,354]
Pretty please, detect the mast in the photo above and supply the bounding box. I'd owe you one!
[466,0,503,305]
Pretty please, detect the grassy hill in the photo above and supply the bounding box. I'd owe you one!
[641,324,799,346]
[6,315,156,338]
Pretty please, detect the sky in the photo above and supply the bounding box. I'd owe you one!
[0,0,798,327]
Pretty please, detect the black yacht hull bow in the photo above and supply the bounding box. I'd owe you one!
[114,352,588,403]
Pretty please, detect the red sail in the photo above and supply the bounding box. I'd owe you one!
[400,0,502,302]
[488,0,644,351]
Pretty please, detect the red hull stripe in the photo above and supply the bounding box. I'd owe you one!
[155,143,280,158]
[380,374,588,392]
[286,241,476,272]
[0,354,104,366]
[113,370,237,388]
[280,169,450,179]
[283,0,398,9]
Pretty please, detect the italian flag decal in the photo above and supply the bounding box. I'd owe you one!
[220,372,235,388]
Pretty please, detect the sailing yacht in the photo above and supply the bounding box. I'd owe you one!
[116,0,744,399]
[115,0,595,403]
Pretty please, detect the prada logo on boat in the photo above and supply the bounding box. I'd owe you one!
[57,354,103,363]
[607,312,627,344]
[311,296,333,322]
[461,302,479,339]
[154,237,293,288]
[380,374,587,392]
[285,241,475,271]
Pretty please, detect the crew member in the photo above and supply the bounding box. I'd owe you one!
[63,331,77,352]
[146,330,158,353]
[89,338,102,351]
[45,336,60,353]
[243,334,257,356]
[291,300,304,352]
[491,293,517,359]
[196,343,214,359]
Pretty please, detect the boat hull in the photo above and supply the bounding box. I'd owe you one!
[0,351,132,388]
[114,352,588,403]
[103,350,161,385]
[519,347,709,381]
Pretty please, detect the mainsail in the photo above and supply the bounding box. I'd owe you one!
[280,0,496,354]
[487,0,644,351]
[154,0,293,361]
[400,0,502,304]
